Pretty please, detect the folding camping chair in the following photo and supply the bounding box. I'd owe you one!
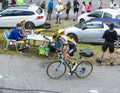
[4,29,19,52]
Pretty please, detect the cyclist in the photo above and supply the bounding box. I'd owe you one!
[53,29,77,69]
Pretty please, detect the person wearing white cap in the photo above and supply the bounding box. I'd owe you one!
[55,1,63,24]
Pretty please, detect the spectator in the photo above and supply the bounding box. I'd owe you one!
[73,0,80,21]
[16,0,24,5]
[55,1,63,24]
[81,1,86,14]
[29,0,32,4]
[40,0,46,10]
[52,32,62,51]
[47,0,54,20]
[10,0,16,5]
[96,23,118,64]
[87,1,92,12]
[8,23,26,51]
[65,0,71,20]
[19,19,31,36]
[110,0,115,9]
[98,0,103,9]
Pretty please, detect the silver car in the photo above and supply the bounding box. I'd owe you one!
[64,18,120,47]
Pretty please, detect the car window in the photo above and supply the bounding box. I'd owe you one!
[75,22,85,28]
[103,12,112,18]
[0,10,35,16]
[0,10,13,16]
[116,14,120,20]
[12,10,34,16]
[88,11,103,18]
[36,7,43,14]
[85,21,103,29]
[105,22,120,28]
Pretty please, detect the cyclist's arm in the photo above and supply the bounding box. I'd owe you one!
[63,44,69,56]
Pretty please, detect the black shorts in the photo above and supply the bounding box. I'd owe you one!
[68,44,77,56]
[66,9,70,14]
[73,8,79,13]
[102,42,114,53]
[48,9,53,14]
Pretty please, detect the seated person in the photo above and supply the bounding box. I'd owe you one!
[19,19,31,36]
[52,32,62,51]
[8,23,26,51]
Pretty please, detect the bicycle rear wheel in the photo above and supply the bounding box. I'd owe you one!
[75,61,93,78]
[46,61,66,79]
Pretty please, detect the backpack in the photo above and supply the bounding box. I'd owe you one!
[48,42,56,52]
[80,48,94,57]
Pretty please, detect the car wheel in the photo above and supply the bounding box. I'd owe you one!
[67,33,78,43]
[79,18,85,23]
[25,22,34,29]
[114,38,120,48]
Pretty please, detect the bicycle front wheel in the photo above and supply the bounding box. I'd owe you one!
[75,61,93,78]
[46,61,66,79]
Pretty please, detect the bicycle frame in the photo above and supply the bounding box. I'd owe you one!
[57,55,84,74]
[46,51,93,79]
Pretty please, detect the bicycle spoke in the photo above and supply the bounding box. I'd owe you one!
[75,61,93,78]
[46,61,66,79]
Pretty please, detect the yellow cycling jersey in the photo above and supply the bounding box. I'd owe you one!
[61,35,76,46]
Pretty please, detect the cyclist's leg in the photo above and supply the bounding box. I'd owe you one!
[68,45,77,56]
[64,54,75,65]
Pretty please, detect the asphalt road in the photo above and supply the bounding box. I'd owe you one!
[1,0,120,93]
[0,54,120,93]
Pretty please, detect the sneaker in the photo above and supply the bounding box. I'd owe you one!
[22,47,29,53]
[96,58,102,64]
[68,72,72,75]
[110,62,114,66]
[71,62,78,71]
[73,19,76,21]
[18,48,24,51]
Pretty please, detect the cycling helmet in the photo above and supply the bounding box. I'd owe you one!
[57,29,64,37]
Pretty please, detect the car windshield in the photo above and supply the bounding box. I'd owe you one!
[74,21,86,28]
[88,11,103,18]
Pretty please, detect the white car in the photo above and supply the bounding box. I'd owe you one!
[0,4,46,29]
[78,8,120,23]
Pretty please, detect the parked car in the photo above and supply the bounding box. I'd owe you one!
[0,4,46,29]
[64,18,120,47]
[77,8,120,23]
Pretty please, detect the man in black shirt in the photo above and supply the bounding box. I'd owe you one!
[96,23,117,64]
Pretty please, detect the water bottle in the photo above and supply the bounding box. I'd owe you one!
[31,29,34,36]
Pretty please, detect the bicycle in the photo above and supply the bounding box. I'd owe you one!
[46,51,93,79]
